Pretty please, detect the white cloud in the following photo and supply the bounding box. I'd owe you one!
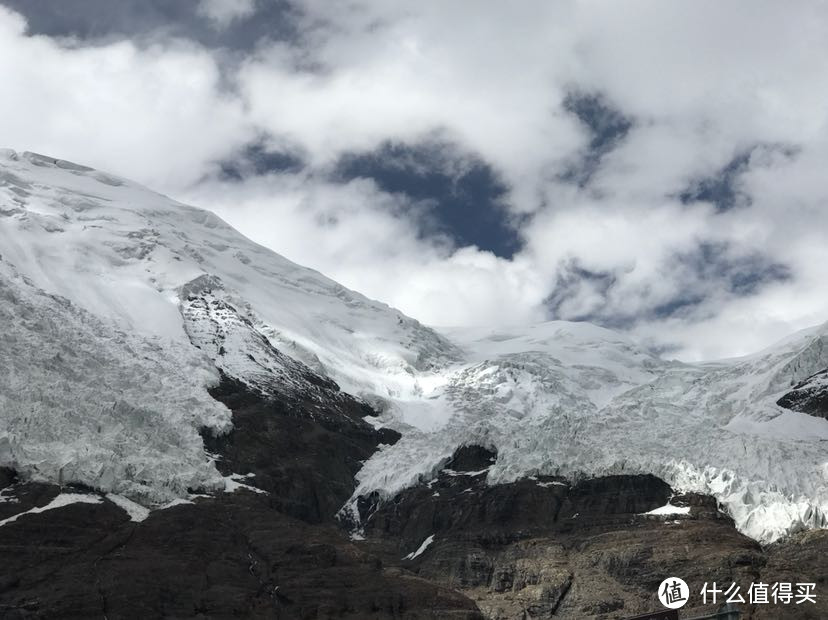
[0,6,253,189]
[197,0,257,29]
[181,173,546,328]
[2,2,828,359]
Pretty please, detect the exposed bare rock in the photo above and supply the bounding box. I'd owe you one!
[777,367,828,419]
[356,445,823,620]
[0,488,482,619]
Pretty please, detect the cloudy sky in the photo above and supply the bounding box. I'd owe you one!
[2,0,827,360]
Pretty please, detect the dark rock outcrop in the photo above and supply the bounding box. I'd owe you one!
[752,529,828,619]
[204,374,399,524]
[445,445,498,473]
[354,445,827,620]
[0,488,482,619]
[0,468,15,490]
[777,368,828,419]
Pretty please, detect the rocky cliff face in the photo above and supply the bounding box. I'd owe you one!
[777,368,828,420]
[353,445,827,619]
[0,483,481,619]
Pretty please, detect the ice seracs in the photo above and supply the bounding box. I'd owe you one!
[0,257,230,504]
[349,319,828,542]
[1,149,827,542]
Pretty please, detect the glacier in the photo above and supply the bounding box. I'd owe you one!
[349,321,828,543]
[0,149,826,543]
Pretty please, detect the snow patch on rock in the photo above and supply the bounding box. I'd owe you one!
[0,493,102,527]
[643,503,691,516]
[403,534,435,560]
[107,493,151,522]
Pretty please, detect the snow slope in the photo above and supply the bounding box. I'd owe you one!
[1,150,827,542]
[0,150,460,397]
[0,149,456,500]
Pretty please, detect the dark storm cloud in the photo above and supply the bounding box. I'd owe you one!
[0,0,298,49]
[333,140,522,259]
[560,92,633,187]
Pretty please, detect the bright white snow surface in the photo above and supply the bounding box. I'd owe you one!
[644,503,692,516]
[0,493,102,527]
[106,493,151,522]
[1,150,827,543]
[403,534,435,560]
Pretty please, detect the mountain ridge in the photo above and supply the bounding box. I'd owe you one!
[1,149,827,546]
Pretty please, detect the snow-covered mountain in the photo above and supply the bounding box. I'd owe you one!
[1,149,826,543]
